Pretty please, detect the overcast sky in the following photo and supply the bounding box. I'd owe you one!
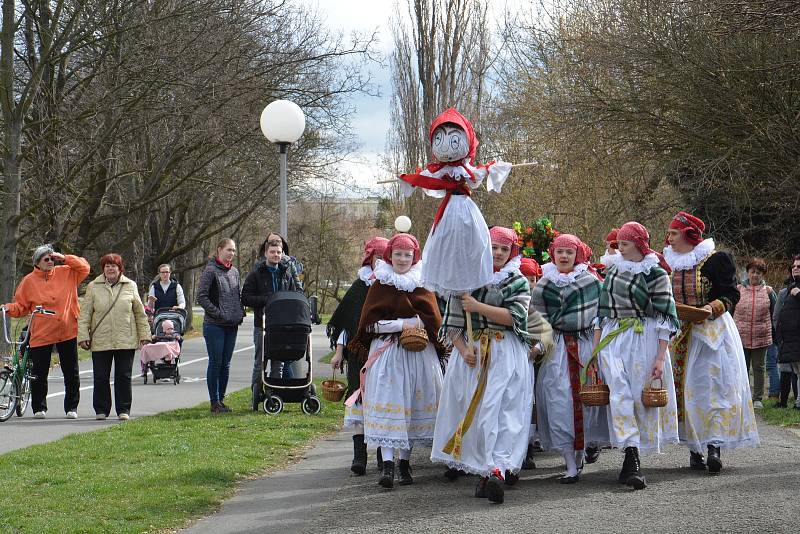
[298,0,529,195]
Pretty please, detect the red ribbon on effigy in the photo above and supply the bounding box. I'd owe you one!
[398,172,472,233]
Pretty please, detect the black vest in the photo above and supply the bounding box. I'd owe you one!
[778,289,800,363]
[153,280,178,310]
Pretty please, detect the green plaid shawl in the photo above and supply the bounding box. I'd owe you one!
[531,270,600,334]
[441,271,532,346]
[598,265,679,330]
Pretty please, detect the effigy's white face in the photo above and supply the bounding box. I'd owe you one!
[431,124,469,162]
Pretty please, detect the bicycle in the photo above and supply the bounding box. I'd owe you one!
[0,306,55,422]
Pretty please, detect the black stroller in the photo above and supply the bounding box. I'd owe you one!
[142,308,186,385]
[260,291,320,415]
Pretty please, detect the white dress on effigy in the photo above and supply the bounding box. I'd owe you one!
[400,161,512,296]
[361,260,444,450]
[430,260,533,476]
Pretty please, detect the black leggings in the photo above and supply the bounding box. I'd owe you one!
[29,338,80,413]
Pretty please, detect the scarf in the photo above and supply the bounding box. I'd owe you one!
[531,268,601,335]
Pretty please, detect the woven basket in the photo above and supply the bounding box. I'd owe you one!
[400,318,429,352]
[321,369,347,402]
[676,303,711,323]
[579,367,609,406]
[641,378,668,408]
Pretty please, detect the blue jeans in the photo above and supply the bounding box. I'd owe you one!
[204,323,238,403]
[766,344,780,396]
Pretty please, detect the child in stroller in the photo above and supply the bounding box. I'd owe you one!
[140,308,187,385]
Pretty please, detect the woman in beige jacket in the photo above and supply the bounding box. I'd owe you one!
[78,254,151,420]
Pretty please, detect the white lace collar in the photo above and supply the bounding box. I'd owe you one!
[541,262,589,287]
[614,253,660,275]
[663,238,715,271]
[600,251,622,268]
[490,255,522,285]
[373,259,423,292]
[357,266,376,286]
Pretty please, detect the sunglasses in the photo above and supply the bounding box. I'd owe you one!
[40,257,54,263]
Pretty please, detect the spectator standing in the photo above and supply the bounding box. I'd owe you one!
[774,254,800,409]
[78,254,150,420]
[147,264,186,311]
[733,258,777,409]
[1,245,90,419]
[197,238,244,414]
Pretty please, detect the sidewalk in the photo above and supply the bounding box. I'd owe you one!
[182,419,800,534]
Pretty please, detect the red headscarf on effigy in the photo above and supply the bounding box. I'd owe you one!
[398,108,498,232]
[382,233,421,265]
[362,237,389,267]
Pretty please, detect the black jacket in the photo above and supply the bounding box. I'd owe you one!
[241,258,303,328]
[775,276,800,363]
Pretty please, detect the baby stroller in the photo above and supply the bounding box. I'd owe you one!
[142,308,187,385]
[260,291,320,415]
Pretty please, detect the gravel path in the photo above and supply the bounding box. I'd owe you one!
[184,419,800,534]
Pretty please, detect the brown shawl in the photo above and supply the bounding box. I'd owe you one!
[348,281,445,363]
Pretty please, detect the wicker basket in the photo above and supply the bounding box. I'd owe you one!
[676,303,711,323]
[579,367,609,406]
[321,369,347,402]
[641,378,668,408]
[400,318,429,352]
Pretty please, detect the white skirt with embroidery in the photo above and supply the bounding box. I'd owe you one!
[343,402,364,429]
[676,312,759,452]
[430,333,533,476]
[536,334,611,452]
[596,317,680,454]
[420,195,493,297]
[362,339,443,450]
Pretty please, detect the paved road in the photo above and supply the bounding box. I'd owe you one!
[0,317,332,455]
[183,420,800,534]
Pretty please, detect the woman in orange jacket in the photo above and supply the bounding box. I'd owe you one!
[1,245,90,419]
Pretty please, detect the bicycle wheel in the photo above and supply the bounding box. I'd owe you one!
[0,369,18,422]
[15,373,30,417]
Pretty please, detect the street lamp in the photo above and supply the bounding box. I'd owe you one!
[260,99,306,237]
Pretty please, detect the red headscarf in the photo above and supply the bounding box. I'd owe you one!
[362,237,389,267]
[428,108,479,165]
[669,211,705,246]
[382,233,421,265]
[489,226,520,259]
[606,228,620,250]
[618,221,672,273]
[520,257,542,278]
[548,234,592,266]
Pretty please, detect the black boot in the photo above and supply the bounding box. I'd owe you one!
[475,477,488,498]
[444,467,464,480]
[486,469,505,503]
[585,444,601,464]
[398,459,413,485]
[504,470,519,486]
[521,443,536,470]
[690,451,707,470]
[351,434,367,476]
[378,460,395,489]
[376,446,384,471]
[779,372,792,408]
[619,447,646,490]
[706,444,722,474]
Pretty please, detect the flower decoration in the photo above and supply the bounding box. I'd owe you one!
[512,217,560,264]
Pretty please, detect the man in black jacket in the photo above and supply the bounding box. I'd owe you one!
[241,236,303,410]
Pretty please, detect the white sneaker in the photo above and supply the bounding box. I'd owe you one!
[118,413,130,421]
[753,400,764,409]
[66,411,78,419]
[33,411,46,419]
[95,413,107,420]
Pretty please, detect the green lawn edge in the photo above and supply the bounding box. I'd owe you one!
[758,397,800,428]
[0,383,343,534]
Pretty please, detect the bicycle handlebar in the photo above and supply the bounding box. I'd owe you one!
[1,306,55,344]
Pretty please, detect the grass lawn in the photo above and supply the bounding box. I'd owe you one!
[758,397,800,427]
[0,383,343,534]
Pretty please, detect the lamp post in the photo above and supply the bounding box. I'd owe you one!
[259,100,305,237]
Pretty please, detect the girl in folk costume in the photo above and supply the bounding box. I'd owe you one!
[398,108,512,296]
[327,237,389,476]
[431,226,533,505]
[521,257,554,470]
[531,234,609,484]
[590,222,680,490]
[664,211,759,473]
[348,233,445,489]
[599,228,622,274]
